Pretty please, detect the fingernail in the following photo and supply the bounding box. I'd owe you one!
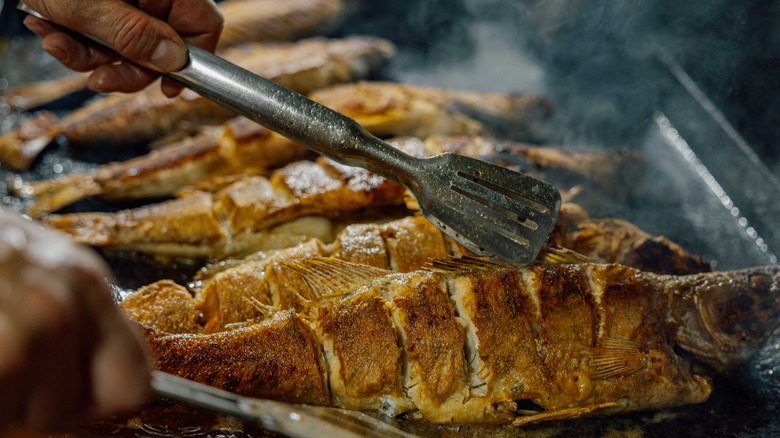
[42,42,67,63]
[150,39,187,72]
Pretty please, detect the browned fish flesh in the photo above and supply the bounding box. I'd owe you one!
[38,137,648,258]
[0,0,345,112]
[125,254,780,425]
[18,117,315,217]
[550,203,712,275]
[308,81,553,141]
[0,37,395,171]
[0,73,90,112]
[120,210,711,339]
[217,0,344,48]
[19,126,639,218]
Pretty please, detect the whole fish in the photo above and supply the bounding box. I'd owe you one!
[0,0,345,112]
[38,136,646,258]
[121,212,712,336]
[0,36,395,171]
[126,256,780,425]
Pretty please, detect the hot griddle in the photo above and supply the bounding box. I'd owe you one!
[1,1,779,437]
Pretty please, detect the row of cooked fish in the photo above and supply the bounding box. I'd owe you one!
[38,135,645,259]
[16,82,558,216]
[120,214,779,425]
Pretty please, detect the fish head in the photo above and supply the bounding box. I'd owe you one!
[676,266,780,371]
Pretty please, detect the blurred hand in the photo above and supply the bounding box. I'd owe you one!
[0,207,151,431]
[22,0,224,96]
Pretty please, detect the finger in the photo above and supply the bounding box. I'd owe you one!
[88,318,152,418]
[88,61,159,93]
[0,313,29,428]
[22,14,60,37]
[27,0,188,73]
[167,0,224,52]
[41,32,119,73]
[161,78,184,98]
[22,283,89,430]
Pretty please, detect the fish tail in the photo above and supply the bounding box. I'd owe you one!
[21,174,102,218]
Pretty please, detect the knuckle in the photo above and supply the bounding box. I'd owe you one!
[110,13,154,60]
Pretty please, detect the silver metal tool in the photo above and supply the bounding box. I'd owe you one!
[152,371,419,438]
[18,2,561,265]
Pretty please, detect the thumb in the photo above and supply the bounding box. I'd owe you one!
[31,0,188,72]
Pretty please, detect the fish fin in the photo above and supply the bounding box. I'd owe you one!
[534,246,592,265]
[512,401,620,426]
[423,255,513,273]
[590,337,646,380]
[279,257,391,299]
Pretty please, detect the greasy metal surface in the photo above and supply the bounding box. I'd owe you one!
[1,3,779,438]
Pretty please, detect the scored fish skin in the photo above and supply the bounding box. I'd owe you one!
[0,36,395,171]
[132,257,780,425]
[0,0,346,112]
[123,212,712,338]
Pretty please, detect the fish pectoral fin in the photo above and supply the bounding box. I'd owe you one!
[279,257,391,299]
[590,337,645,380]
[512,401,620,426]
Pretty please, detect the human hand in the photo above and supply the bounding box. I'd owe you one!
[0,207,151,431]
[21,0,224,97]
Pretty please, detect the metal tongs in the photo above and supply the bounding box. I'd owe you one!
[18,1,561,266]
[152,371,419,438]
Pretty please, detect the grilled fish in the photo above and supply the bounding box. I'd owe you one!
[120,212,712,338]
[0,37,395,171]
[308,81,552,141]
[19,129,640,216]
[0,0,345,112]
[217,0,344,48]
[126,255,780,425]
[39,136,647,258]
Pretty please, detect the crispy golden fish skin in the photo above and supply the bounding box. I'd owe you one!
[0,36,395,171]
[130,257,780,425]
[0,0,345,112]
[37,136,652,259]
[18,78,559,213]
[0,73,90,112]
[308,81,553,141]
[20,118,315,217]
[549,203,713,275]
[128,212,711,336]
[217,0,344,48]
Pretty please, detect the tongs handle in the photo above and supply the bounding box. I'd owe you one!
[18,1,417,184]
[169,46,417,182]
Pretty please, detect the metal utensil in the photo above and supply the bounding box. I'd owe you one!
[18,1,561,265]
[152,371,419,438]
